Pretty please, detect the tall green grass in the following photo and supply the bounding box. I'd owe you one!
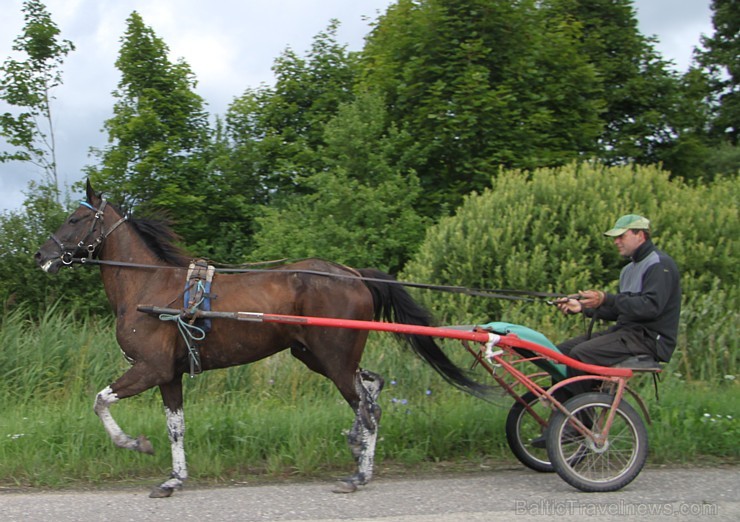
[0,307,737,488]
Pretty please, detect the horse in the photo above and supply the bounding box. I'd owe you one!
[35,181,490,498]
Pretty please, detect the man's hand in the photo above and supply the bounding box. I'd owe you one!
[578,289,605,309]
[553,290,605,315]
[555,296,582,315]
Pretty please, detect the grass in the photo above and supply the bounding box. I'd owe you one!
[0,306,737,489]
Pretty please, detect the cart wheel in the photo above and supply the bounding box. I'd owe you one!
[505,391,554,472]
[546,392,648,492]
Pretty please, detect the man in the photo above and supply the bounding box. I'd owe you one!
[556,214,681,368]
[531,214,681,448]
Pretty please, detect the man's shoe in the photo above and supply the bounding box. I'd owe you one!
[530,434,547,449]
[529,423,580,449]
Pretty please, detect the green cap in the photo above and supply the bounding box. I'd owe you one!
[604,214,650,236]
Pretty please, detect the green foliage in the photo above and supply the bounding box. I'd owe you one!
[402,163,739,380]
[251,168,425,272]
[648,379,740,462]
[359,0,604,214]
[249,91,427,272]
[85,11,212,247]
[0,0,75,194]
[695,0,740,145]
[0,307,736,488]
[224,21,357,199]
[552,0,684,168]
[0,185,107,316]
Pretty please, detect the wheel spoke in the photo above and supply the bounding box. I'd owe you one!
[547,393,649,491]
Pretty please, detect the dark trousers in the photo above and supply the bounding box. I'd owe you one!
[557,326,657,395]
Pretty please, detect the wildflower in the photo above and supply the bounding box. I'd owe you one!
[391,380,397,386]
[724,375,736,381]
[703,413,711,418]
[425,389,432,396]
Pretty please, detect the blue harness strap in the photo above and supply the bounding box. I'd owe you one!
[183,260,215,332]
[183,279,213,331]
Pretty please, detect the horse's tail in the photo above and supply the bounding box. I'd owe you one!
[357,268,493,400]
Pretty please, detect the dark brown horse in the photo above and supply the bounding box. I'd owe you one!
[35,181,488,498]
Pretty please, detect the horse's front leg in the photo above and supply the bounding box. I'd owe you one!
[149,378,187,498]
[93,364,162,454]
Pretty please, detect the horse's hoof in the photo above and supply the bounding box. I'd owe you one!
[149,486,174,498]
[136,435,155,455]
[332,480,358,494]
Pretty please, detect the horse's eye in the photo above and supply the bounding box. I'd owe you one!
[69,216,80,224]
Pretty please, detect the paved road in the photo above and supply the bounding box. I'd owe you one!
[1,467,737,521]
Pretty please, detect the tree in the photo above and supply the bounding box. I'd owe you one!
[86,11,211,246]
[224,21,358,201]
[0,0,75,200]
[208,22,360,262]
[696,0,740,145]
[358,0,604,215]
[250,92,427,272]
[549,0,682,166]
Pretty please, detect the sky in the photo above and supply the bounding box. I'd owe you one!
[0,0,715,213]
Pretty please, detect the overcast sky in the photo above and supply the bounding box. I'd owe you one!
[0,0,715,213]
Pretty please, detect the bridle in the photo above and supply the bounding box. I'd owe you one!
[50,199,128,265]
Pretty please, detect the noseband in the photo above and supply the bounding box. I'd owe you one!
[51,199,128,265]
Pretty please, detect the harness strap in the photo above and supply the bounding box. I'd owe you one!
[157,312,205,377]
[72,259,575,303]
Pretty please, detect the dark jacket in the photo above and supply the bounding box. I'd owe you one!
[593,240,681,362]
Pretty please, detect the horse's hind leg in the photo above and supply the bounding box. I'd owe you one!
[334,369,385,494]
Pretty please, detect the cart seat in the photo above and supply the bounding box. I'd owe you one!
[475,321,568,381]
[612,354,662,372]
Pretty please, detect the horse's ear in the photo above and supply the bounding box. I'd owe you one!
[85,179,98,204]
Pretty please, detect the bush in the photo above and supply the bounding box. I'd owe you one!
[402,162,738,380]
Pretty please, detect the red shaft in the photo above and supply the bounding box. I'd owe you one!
[242,311,632,377]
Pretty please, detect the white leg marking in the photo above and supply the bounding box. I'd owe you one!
[159,407,187,490]
[94,386,146,451]
[358,428,377,483]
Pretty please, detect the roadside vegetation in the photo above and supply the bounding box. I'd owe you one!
[0,304,736,488]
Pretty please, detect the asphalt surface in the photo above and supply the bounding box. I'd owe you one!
[1,467,737,521]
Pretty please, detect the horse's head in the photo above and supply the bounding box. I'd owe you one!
[35,180,126,273]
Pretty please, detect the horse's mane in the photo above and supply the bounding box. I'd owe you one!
[128,216,192,267]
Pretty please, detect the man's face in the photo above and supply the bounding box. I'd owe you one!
[613,229,645,257]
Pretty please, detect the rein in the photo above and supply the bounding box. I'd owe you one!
[56,201,574,304]
[71,257,574,304]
